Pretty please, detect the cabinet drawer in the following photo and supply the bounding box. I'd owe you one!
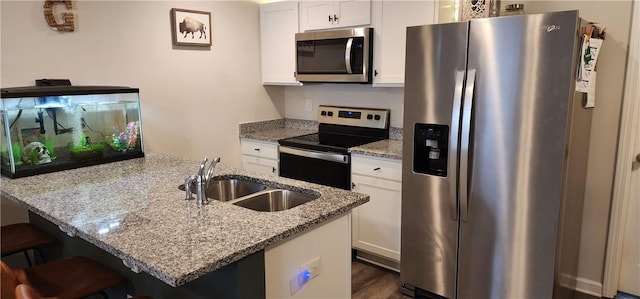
[241,139,279,159]
[352,155,401,181]
[242,155,278,176]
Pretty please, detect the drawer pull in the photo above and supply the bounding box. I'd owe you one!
[254,148,260,151]
[373,167,381,171]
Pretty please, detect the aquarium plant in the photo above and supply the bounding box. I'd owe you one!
[69,133,105,160]
[111,121,140,151]
[43,139,55,159]
[1,143,22,165]
[12,143,21,163]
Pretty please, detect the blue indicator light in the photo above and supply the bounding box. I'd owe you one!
[303,270,311,280]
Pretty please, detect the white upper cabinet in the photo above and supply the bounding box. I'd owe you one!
[260,1,301,85]
[371,0,436,87]
[300,0,371,31]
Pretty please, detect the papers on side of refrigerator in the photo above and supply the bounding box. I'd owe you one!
[576,24,605,108]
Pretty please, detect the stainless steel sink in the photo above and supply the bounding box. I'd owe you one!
[179,176,319,211]
[179,178,267,202]
[232,189,319,212]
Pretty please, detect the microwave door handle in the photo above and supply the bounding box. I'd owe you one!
[345,38,353,74]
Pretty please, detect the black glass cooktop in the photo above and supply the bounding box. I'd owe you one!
[279,124,389,154]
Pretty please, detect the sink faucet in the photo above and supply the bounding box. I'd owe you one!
[184,156,221,206]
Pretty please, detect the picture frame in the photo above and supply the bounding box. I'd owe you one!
[171,8,212,46]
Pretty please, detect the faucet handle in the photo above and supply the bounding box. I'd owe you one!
[184,175,196,200]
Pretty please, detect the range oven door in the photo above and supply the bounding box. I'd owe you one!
[279,146,350,190]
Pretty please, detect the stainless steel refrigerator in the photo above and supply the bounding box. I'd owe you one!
[401,10,593,299]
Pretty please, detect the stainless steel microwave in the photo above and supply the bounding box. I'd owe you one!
[295,27,373,83]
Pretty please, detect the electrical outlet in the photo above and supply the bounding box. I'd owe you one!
[289,257,321,295]
[301,257,320,279]
[305,99,313,112]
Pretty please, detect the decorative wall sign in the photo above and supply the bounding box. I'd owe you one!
[43,0,75,32]
[171,8,212,46]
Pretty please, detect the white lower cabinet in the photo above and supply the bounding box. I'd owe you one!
[351,155,401,263]
[240,139,279,176]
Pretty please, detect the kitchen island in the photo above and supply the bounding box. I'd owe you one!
[0,152,369,298]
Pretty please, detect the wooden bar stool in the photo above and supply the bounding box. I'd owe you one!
[1,223,54,267]
[1,256,124,299]
[15,284,155,299]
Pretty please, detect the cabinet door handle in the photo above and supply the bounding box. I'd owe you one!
[328,15,333,22]
[334,14,338,22]
[374,70,378,77]
[272,167,276,173]
[373,167,381,171]
[351,182,356,190]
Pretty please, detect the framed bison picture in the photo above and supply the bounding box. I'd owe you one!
[171,8,211,46]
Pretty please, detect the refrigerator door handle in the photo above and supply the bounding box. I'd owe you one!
[460,69,476,222]
[448,71,466,221]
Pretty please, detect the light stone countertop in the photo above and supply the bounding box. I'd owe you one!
[239,118,317,143]
[240,128,316,143]
[0,153,368,287]
[350,139,403,160]
[239,119,403,160]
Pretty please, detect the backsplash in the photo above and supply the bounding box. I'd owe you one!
[283,85,405,128]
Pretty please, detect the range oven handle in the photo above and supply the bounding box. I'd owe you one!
[345,38,353,74]
[280,146,349,164]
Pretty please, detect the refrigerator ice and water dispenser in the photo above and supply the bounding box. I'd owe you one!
[413,123,448,177]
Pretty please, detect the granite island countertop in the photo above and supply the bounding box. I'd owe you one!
[0,153,369,287]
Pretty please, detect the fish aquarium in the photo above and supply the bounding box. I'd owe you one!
[1,86,144,178]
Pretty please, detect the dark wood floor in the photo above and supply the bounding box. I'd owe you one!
[352,259,407,299]
[351,259,605,299]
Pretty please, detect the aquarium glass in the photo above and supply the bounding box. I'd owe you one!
[1,87,144,178]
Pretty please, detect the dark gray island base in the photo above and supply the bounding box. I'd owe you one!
[30,212,266,299]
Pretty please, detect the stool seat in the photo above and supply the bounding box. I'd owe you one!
[1,223,54,266]
[2,256,124,299]
[15,284,155,299]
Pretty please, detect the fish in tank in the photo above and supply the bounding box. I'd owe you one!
[1,85,144,178]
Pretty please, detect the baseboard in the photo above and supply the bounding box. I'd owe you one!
[354,250,400,273]
[559,273,603,297]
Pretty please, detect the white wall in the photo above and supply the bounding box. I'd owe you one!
[1,0,284,169]
[284,85,404,127]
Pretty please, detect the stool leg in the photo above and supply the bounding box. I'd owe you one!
[34,247,48,264]
[23,250,33,267]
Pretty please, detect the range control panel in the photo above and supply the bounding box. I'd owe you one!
[317,105,390,129]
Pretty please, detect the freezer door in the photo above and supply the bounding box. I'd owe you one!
[457,11,580,299]
[401,22,468,299]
